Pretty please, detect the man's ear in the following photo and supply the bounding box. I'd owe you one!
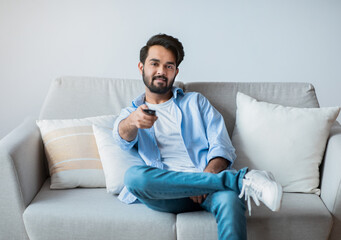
[176,68,179,76]
[138,62,144,75]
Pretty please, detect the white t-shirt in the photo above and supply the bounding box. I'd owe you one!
[146,98,200,172]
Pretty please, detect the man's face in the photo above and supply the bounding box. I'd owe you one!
[139,45,179,95]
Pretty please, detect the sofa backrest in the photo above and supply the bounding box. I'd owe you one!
[39,76,184,120]
[40,77,320,136]
[185,82,319,135]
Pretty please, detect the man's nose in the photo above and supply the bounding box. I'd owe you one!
[157,66,166,75]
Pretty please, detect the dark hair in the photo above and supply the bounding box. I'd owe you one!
[140,34,185,68]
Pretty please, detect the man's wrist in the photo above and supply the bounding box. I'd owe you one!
[204,157,230,174]
[118,116,138,142]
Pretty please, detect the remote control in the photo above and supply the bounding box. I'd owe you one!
[143,109,156,116]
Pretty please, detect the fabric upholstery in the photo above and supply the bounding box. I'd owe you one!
[320,122,341,240]
[184,82,319,136]
[176,193,332,240]
[0,117,46,240]
[232,92,339,193]
[23,179,176,240]
[93,125,144,194]
[36,115,116,189]
[1,77,338,240]
[39,76,184,120]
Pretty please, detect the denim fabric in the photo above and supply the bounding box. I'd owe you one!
[125,165,248,240]
[113,87,237,203]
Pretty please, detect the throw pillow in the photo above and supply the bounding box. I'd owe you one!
[232,92,340,194]
[92,125,144,194]
[36,115,117,189]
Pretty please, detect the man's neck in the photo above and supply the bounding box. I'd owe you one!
[145,89,173,104]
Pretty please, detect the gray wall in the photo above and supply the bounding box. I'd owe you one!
[1,0,340,138]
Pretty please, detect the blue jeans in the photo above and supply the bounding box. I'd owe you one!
[124,165,248,240]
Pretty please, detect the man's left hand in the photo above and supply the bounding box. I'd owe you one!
[189,194,208,204]
[189,157,230,204]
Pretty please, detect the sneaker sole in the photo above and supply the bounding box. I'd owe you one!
[264,171,283,212]
[271,182,283,212]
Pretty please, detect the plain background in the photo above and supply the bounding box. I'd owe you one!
[1,0,340,139]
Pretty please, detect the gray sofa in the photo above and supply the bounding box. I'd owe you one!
[1,76,341,240]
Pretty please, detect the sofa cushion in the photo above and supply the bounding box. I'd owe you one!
[232,92,340,193]
[92,124,144,194]
[36,115,117,189]
[23,179,176,240]
[24,182,332,240]
[184,82,319,136]
[176,193,332,240]
[39,76,184,120]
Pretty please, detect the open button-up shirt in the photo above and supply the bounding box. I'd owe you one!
[113,87,236,204]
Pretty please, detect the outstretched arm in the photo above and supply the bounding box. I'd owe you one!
[118,105,158,142]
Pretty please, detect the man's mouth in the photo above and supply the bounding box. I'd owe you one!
[152,76,167,82]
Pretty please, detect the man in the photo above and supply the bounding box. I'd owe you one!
[113,34,282,240]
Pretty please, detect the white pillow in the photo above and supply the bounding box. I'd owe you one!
[92,125,144,194]
[36,115,117,189]
[232,92,340,194]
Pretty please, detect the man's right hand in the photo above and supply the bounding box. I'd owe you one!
[130,105,158,129]
[118,105,158,142]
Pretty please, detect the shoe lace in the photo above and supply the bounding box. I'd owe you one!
[238,179,263,216]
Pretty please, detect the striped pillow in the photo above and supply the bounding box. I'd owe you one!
[36,115,117,189]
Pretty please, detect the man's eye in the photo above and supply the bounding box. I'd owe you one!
[151,62,158,66]
[167,65,174,69]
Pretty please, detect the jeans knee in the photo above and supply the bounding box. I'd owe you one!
[209,191,246,215]
[204,191,247,240]
[124,165,150,194]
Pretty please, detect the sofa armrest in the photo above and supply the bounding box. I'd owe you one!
[320,121,341,240]
[0,117,47,239]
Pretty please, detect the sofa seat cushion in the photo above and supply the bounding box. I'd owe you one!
[23,179,176,240]
[176,193,332,240]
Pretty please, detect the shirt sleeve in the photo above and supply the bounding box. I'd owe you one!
[113,107,138,151]
[198,94,236,167]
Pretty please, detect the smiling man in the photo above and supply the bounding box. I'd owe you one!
[140,44,178,95]
[113,34,283,240]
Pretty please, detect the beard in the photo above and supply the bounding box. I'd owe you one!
[142,69,175,94]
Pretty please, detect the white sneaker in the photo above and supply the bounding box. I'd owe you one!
[238,170,283,216]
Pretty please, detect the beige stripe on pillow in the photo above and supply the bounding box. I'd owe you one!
[42,126,93,143]
[45,135,100,166]
[42,126,103,175]
[36,115,116,189]
[50,160,103,175]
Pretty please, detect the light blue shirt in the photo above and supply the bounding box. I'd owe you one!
[113,87,236,204]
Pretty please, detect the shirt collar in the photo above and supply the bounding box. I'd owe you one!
[132,87,184,108]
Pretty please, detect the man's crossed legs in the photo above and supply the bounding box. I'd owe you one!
[124,165,282,240]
